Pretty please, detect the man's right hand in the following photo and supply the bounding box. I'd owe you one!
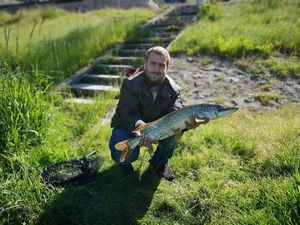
[139,135,155,148]
[134,120,158,148]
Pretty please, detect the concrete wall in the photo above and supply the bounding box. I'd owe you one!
[0,0,158,13]
[80,0,153,11]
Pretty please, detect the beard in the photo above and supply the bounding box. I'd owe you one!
[145,72,165,87]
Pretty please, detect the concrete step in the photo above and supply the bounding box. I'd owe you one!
[70,84,119,96]
[120,43,155,50]
[113,49,145,57]
[166,15,196,23]
[169,6,198,16]
[151,20,185,27]
[64,98,95,104]
[148,31,179,38]
[148,26,182,33]
[100,56,143,66]
[90,64,136,74]
[128,36,173,44]
[80,74,122,85]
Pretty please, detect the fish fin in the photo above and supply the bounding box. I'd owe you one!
[171,128,183,142]
[115,139,129,152]
[120,148,130,162]
[175,132,183,142]
[171,128,181,134]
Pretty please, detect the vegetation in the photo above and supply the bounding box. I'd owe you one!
[0,7,154,83]
[0,3,299,225]
[171,0,300,78]
[254,92,283,106]
[1,100,299,224]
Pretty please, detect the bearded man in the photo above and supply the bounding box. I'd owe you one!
[109,46,206,181]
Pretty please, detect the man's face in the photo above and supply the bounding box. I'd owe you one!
[144,52,168,87]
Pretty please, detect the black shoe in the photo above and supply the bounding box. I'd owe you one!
[118,164,134,175]
[153,164,174,182]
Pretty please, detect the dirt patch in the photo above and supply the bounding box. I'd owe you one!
[168,55,300,110]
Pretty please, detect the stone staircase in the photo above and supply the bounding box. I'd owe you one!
[60,4,199,102]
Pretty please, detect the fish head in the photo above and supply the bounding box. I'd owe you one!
[195,104,239,119]
[213,104,239,119]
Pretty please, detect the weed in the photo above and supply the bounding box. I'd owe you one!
[254,92,283,106]
[200,56,213,66]
[215,96,225,105]
[166,25,180,32]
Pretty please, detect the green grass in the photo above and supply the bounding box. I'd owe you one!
[254,92,283,106]
[1,4,299,225]
[0,89,117,225]
[1,103,299,224]
[0,7,154,83]
[0,68,51,156]
[171,0,300,78]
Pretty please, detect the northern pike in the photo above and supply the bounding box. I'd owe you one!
[115,104,238,162]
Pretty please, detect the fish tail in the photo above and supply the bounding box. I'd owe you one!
[115,139,129,152]
[115,139,131,162]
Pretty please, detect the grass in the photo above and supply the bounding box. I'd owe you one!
[1,103,299,225]
[254,92,283,106]
[1,4,299,225]
[0,7,155,83]
[0,90,117,225]
[0,68,51,156]
[171,0,300,78]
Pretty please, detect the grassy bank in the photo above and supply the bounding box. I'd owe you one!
[0,7,154,83]
[0,81,117,224]
[1,4,299,225]
[1,102,298,224]
[171,0,300,78]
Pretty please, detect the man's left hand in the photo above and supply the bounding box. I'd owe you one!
[185,114,209,130]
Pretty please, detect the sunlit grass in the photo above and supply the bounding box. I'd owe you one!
[171,0,300,78]
[0,7,155,83]
[1,100,299,224]
[1,4,299,225]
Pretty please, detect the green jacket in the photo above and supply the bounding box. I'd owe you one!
[111,71,183,131]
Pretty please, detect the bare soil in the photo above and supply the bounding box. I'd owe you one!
[168,55,300,110]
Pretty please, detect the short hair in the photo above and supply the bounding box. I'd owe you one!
[144,46,171,67]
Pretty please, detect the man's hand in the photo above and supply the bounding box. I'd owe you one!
[133,121,158,148]
[139,135,158,148]
[185,114,210,130]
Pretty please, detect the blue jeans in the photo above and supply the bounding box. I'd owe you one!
[109,128,177,168]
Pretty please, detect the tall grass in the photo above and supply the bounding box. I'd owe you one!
[0,68,51,156]
[0,7,154,83]
[172,0,300,57]
[0,91,117,225]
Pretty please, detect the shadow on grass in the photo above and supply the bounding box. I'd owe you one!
[38,165,160,225]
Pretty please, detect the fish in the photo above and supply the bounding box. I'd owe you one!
[115,104,238,162]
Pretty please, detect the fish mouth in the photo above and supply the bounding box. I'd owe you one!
[217,106,239,118]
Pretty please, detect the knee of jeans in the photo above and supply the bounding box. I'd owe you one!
[110,150,121,164]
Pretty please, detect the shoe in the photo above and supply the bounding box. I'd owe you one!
[153,164,174,182]
[118,164,134,175]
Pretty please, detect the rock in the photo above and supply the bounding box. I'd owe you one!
[187,57,194,63]
[244,98,253,103]
[231,100,238,106]
[226,77,240,83]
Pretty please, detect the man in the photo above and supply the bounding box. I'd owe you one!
[109,46,208,181]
